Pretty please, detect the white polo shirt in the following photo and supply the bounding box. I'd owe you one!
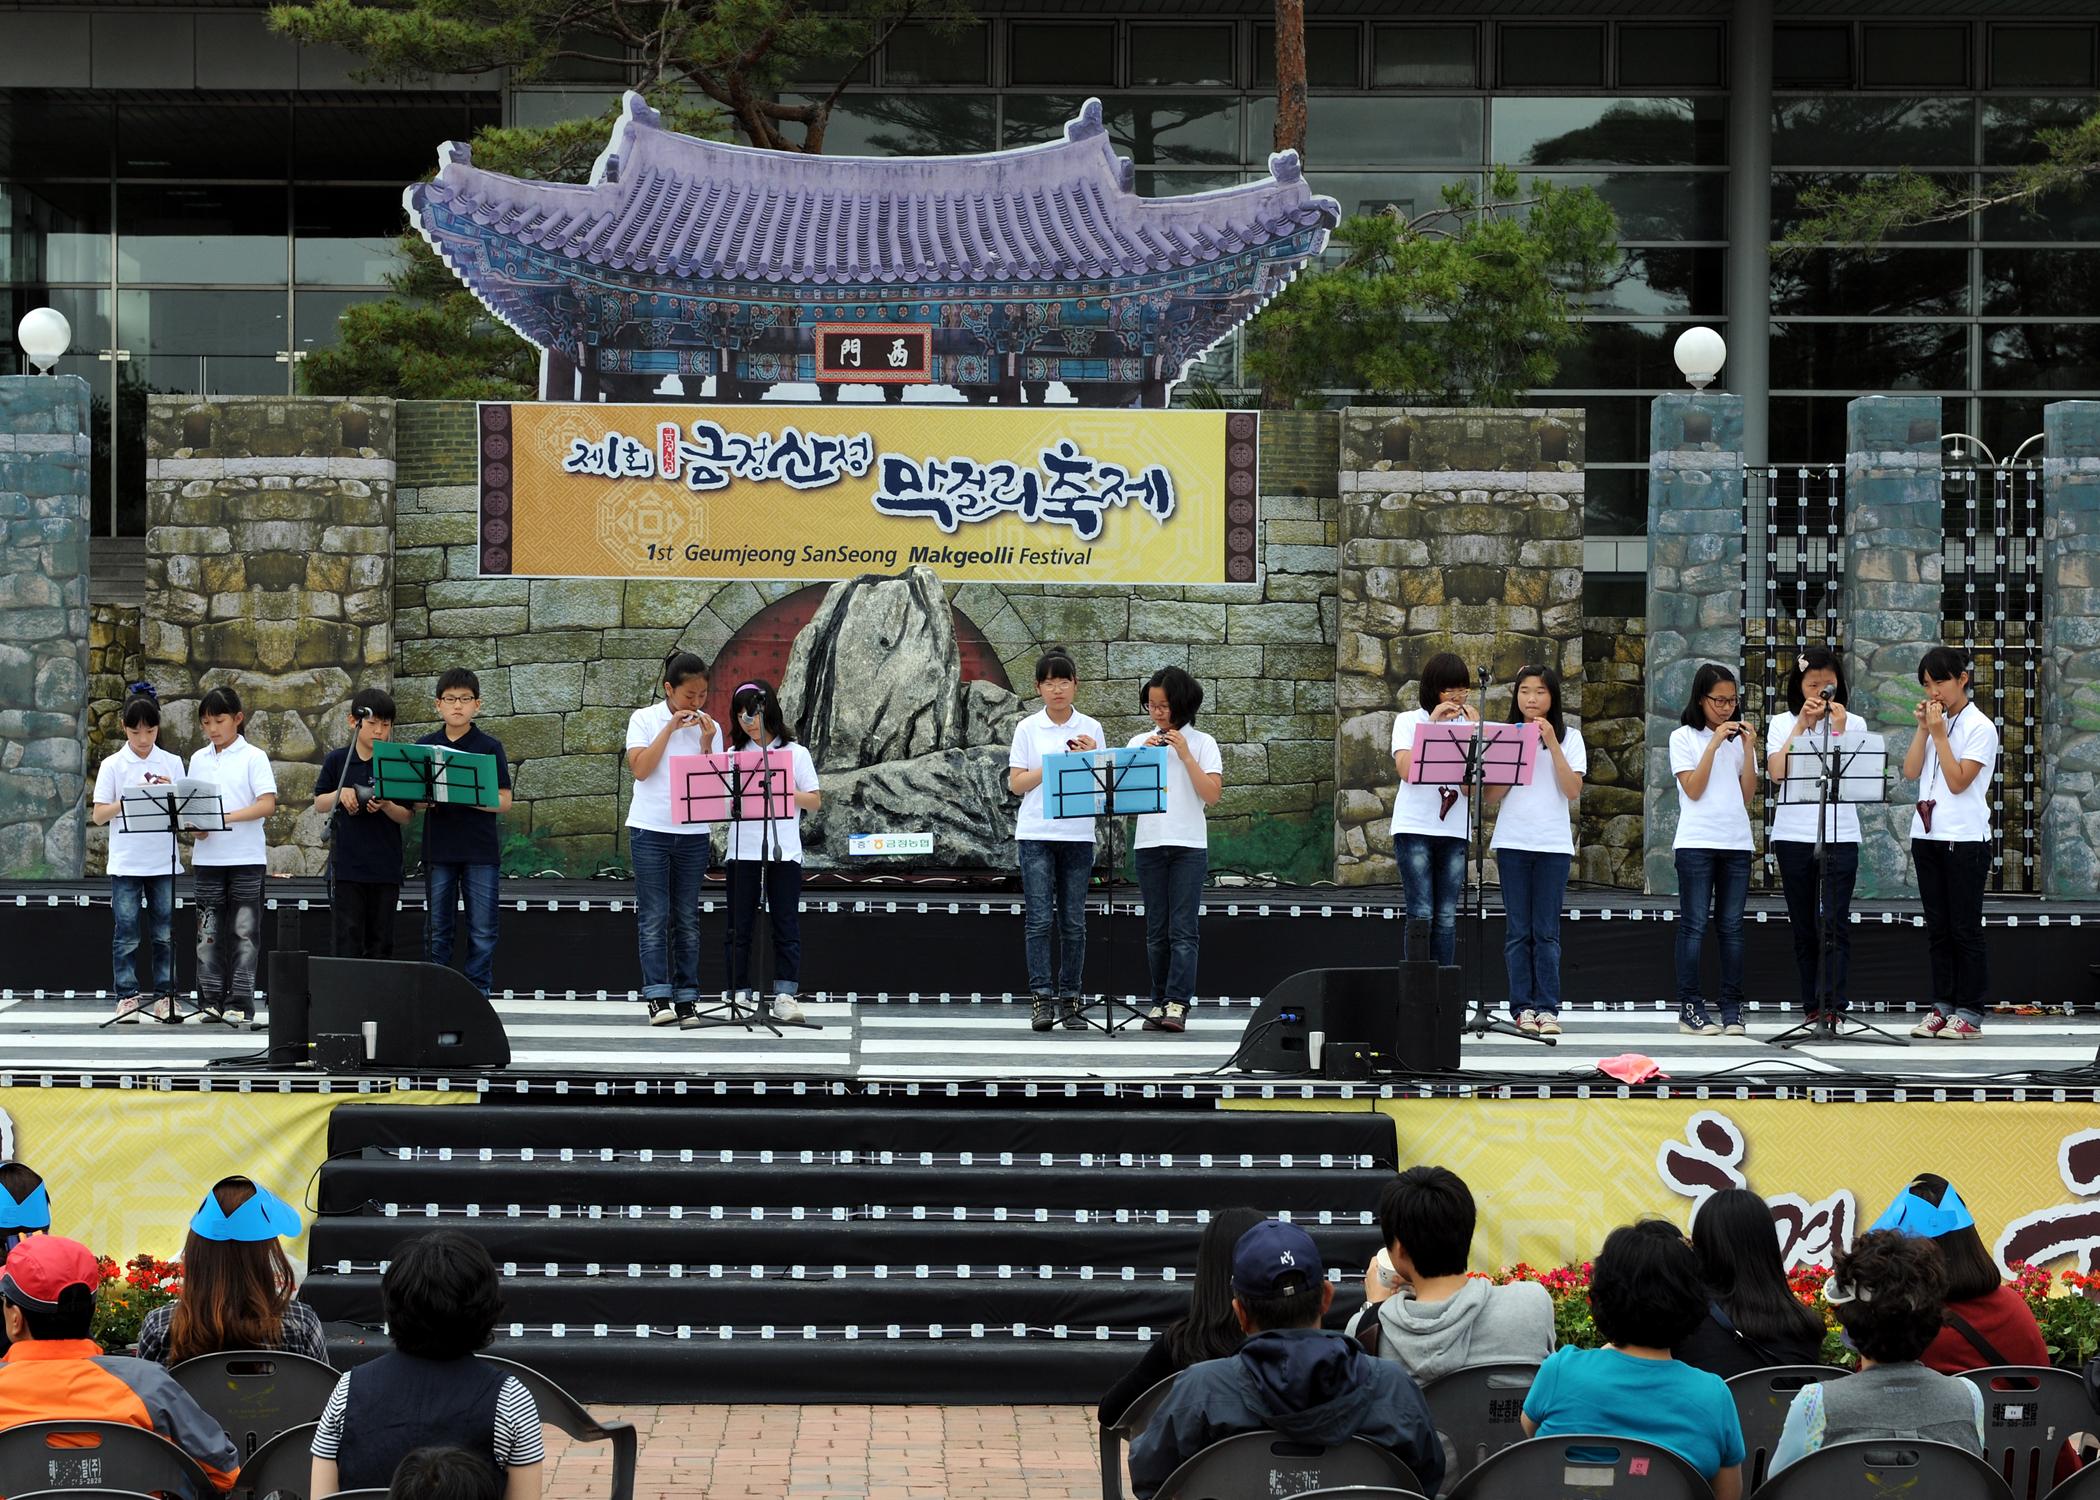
[1490,725,1587,856]
[186,736,277,867]
[95,745,188,877]
[1767,711,1863,845]
[625,701,723,834]
[1911,701,1998,843]
[1390,708,1471,840]
[1670,724,1755,851]
[1127,727,1223,851]
[1010,707,1107,843]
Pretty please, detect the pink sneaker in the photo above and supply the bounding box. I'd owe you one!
[1939,1018,1983,1041]
[1909,1013,1947,1039]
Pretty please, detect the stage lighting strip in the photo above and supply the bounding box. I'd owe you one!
[362,1204,1382,1226]
[377,1147,1377,1169]
[318,1261,1372,1283]
[467,1323,1217,1341]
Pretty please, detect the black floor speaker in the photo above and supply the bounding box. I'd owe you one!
[306,957,512,1070]
[1236,961,1459,1076]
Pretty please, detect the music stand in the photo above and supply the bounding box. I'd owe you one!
[674,750,822,1037]
[1767,724,1903,1049]
[1408,716,1554,1049]
[108,781,237,1029]
[1042,746,1168,1036]
[373,740,496,808]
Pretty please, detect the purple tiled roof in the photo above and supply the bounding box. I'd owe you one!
[409,91,1338,291]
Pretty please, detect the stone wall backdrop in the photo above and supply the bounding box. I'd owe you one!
[142,397,395,875]
[1332,408,1586,887]
[84,601,146,876]
[0,375,92,878]
[2041,400,2100,896]
[1580,613,1646,888]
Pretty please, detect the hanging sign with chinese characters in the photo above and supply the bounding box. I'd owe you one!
[813,324,932,384]
[477,402,1260,585]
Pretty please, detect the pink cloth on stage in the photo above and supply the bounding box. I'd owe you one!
[1596,1053,1669,1083]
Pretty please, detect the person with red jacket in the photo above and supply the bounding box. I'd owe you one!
[0,1237,240,1497]
[1871,1175,2047,1373]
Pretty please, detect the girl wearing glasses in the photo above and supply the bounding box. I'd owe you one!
[624,652,720,1028]
[724,679,822,1023]
[1389,652,1479,966]
[1670,663,1757,1036]
[1765,648,1861,1027]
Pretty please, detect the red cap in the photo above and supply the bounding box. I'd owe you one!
[0,1236,102,1310]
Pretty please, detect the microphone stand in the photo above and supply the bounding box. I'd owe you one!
[1459,667,1548,1047]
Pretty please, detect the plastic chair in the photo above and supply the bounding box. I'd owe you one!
[231,1419,319,1500]
[0,1421,218,1500]
[317,1492,389,1499]
[1285,1490,1429,1499]
[1444,1434,1711,1500]
[1152,1432,1422,1500]
[12,1491,163,1500]
[1102,1372,1180,1500]
[1421,1361,1541,1495]
[170,1350,342,1462]
[1751,1437,2016,1498]
[1725,1363,1851,1492]
[478,1355,637,1500]
[1957,1365,2096,1500]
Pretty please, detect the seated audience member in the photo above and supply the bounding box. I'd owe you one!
[138,1176,329,1367]
[1522,1221,1745,1500]
[1349,1165,1554,1382]
[1769,1229,1983,1474]
[310,1231,544,1500]
[1129,1219,1444,1500]
[0,1161,51,1253]
[1877,1174,2048,1373]
[1100,1206,1264,1427]
[1676,1188,1827,1377]
[0,1237,240,1496]
[389,1446,504,1500]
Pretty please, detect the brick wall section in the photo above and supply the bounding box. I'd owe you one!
[1579,614,1645,888]
[395,402,479,486]
[2040,400,2100,896]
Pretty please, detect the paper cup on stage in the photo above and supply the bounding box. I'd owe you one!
[1308,1031,1326,1070]
[360,1021,377,1059]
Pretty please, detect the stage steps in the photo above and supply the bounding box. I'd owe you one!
[304,1098,1397,1403]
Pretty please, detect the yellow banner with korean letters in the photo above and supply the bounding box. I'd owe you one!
[478,402,1258,585]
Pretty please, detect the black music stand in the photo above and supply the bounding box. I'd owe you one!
[109,782,238,1029]
[1046,746,1168,1036]
[1767,726,1903,1049]
[679,751,822,1037]
[1408,716,1554,1048]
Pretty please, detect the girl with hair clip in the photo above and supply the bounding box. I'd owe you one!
[723,679,822,1024]
[1766,648,1862,1024]
[623,652,721,1029]
[1007,647,1105,1032]
[1670,664,1757,1037]
[1129,666,1222,1034]
[90,683,186,1023]
[1487,665,1584,1035]
[135,1175,328,1366]
[1389,651,1478,966]
[1905,647,2000,1041]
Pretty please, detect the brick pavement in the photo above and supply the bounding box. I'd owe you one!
[543,1404,1103,1499]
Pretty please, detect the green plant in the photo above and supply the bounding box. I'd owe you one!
[90,1253,181,1352]
[2014,1262,2100,1370]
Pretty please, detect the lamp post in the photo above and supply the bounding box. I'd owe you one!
[1672,326,1726,391]
[15,308,71,375]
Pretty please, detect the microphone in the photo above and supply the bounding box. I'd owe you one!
[1819,685,1836,701]
[354,705,374,720]
[1477,666,1490,687]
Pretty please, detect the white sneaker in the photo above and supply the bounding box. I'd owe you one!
[770,995,804,1023]
[1516,1010,1541,1034]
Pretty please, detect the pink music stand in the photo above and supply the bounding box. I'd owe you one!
[669,750,794,824]
[1407,719,1540,791]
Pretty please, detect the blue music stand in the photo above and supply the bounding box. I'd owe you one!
[1045,746,1170,1034]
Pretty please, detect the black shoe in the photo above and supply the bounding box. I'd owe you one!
[673,1002,697,1028]
[1030,995,1054,1033]
[1060,997,1086,1030]
[646,999,676,1027]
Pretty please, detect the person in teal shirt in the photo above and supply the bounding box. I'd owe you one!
[1523,1221,1746,1500]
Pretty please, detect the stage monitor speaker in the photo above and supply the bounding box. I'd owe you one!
[1237,964,1459,1076]
[307,958,511,1070]
[265,949,310,1066]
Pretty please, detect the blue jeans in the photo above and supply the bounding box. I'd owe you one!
[1135,845,1206,1005]
[1396,833,1466,965]
[725,858,802,994]
[111,874,175,996]
[425,861,501,998]
[1498,850,1570,1014]
[193,864,263,1005]
[1774,840,1858,1013]
[1675,847,1751,1019]
[630,829,708,1004]
[1018,838,1093,998]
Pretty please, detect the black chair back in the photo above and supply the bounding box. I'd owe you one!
[1286,1490,1428,1499]
[1445,1434,1711,1499]
[12,1491,163,1500]
[1101,1372,1179,1500]
[1958,1364,2095,1500]
[1421,1361,1540,1494]
[1725,1363,1850,1491]
[316,1491,389,1499]
[477,1355,637,1500]
[1152,1432,1420,1500]
[1751,1437,2016,1498]
[231,1419,319,1500]
[0,1421,217,1500]
[170,1350,340,1461]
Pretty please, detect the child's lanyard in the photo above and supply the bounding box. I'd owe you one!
[1922,703,1964,801]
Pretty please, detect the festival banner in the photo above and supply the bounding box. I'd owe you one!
[1230,1095,2100,1277]
[476,402,1259,585]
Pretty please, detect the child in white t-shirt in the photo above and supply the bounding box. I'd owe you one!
[89,686,186,1022]
[624,651,721,1029]
[1904,647,2000,1041]
[1764,647,1863,1025]
[1668,663,1758,1037]
[1127,666,1223,1034]
[186,685,280,1022]
[1008,647,1105,1032]
[1389,652,1479,966]
[723,678,823,1024]
[1486,666,1585,1034]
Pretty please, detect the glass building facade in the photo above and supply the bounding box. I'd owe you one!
[4,4,2098,564]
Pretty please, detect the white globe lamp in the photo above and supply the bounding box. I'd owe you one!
[16,308,71,375]
[1672,325,1726,391]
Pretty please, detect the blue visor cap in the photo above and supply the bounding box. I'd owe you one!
[190,1183,303,1242]
[0,1181,50,1232]
[1868,1183,1977,1239]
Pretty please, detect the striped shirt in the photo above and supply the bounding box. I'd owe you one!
[311,1368,544,1468]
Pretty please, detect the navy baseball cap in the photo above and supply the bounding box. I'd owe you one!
[1231,1219,1323,1298]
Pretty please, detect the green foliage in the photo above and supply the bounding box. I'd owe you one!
[1246,167,1617,409]
[1208,811,1332,887]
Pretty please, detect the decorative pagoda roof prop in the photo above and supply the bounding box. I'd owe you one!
[408,92,1339,407]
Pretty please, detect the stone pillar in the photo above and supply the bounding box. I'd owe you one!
[1842,395,1944,898]
[1333,407,1585,886]
[144,397,395,874]
[1642,392,1743,895]
[0,376,92,878]
[2040,400,2100,896]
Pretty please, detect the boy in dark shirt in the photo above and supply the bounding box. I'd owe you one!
[418,668,513,998]
[314,688,410,958]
